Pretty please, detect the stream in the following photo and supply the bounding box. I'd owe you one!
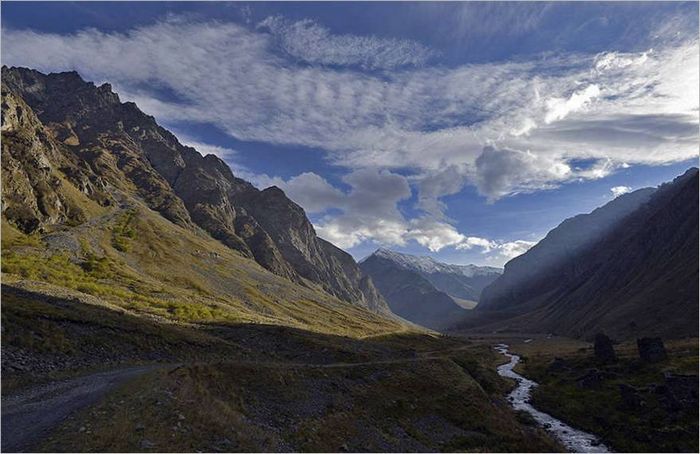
[494,344,610,453]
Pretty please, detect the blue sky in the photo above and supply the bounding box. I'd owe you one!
[3,2,698,266]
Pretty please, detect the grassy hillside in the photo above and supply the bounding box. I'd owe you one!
[2,203,402,338]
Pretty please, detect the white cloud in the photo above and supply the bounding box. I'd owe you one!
[176,135,237,159]
[2,15,697,253]
[474,146,572,202]
[497,240,537,260]
[257,16,436,69]
[610,185,632,198]
[544,84,601,124]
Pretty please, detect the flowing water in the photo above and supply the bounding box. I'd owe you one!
[494,344,610,453]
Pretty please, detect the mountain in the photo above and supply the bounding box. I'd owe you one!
[1,66,389,314]
[470,169,699,340]
[359,249,501,329]
[0,67,566,453]
[479,187,656,312]
[366,248,501,302]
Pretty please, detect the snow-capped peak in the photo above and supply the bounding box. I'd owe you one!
[367,248,502,276]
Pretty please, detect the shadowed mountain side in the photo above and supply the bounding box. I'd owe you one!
[479,186,656,312]
[1,66,388,314]
[360,254,468,330]
[454,168,699,340]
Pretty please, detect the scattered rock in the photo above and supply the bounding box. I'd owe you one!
[636,337,667,363]
[593,333,617,363]
[662,372,698,410]
[140,439,155,450]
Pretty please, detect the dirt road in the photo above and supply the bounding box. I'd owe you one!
[1,365,162,452]
[1,347,470,452]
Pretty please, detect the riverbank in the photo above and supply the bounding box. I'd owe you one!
[496,336,698,452]
[495,344,609,453]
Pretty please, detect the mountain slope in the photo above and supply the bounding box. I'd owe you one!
[359,249,501,329]
[469,169,699,340]
[478,186,656,312]
[359,254,465,329]
[365,248,501,302]
[1,66,388,314]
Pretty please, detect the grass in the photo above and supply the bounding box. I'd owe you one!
[1,220,43,249]
[515,337,698,453]
[39,338,561,453]
[111,210,137,252]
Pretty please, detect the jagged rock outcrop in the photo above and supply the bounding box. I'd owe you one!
[1,66,389,314]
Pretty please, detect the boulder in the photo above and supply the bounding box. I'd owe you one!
[636,337,667,363]
[594,333,617,363]
[576,369,604,389]
[547,357,570,373]
[618,384,644,409]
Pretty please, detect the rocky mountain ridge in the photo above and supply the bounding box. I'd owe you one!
[1,66,389,313]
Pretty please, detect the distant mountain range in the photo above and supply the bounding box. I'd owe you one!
[460,168,699,340]
[360,249,501,329]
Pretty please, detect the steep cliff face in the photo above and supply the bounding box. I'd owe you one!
[1,66,388,314]
[1,84,111,231]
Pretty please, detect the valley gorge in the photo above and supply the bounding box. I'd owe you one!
[1,62,697,454]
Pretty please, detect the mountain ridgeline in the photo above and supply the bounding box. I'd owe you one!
[1,66,389,314]
[360,249,501,329]
[472,168,699,340]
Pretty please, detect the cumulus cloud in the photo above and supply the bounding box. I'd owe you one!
[497,240,537,260]
[244,166,531,261]
[474,146,572,201]
[610,185,632,198]
[257,16,436,69]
